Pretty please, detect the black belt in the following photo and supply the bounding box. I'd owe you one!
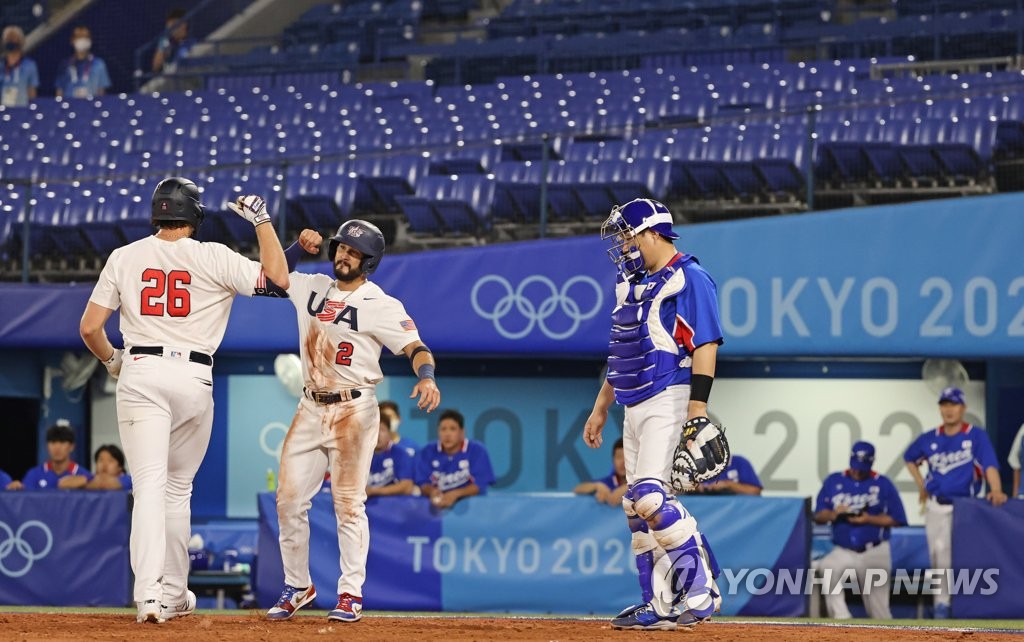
[846,541,884,553]
[130,346,213,366]
[303,387,362,405]
[933,496,954,505]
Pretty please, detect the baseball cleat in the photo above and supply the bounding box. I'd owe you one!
[614,602,646,619]
[161,590,196,621]
[610,602,677,631]
[136,599,164,624]
[267,584,317,620]
[327,592,363,622]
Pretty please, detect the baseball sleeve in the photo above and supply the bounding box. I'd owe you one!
[1009,424,1024,470]
[814,474,836,513]
[376,299,422,355]
[205,243,264,296]
[90,250,123,310]
[903,433,926,464]
[974,428,1000,471]
[393,449,415,482]
[881,476,908,526]
[675,264,724,350]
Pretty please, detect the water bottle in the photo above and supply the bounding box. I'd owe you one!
[266,468,276,491]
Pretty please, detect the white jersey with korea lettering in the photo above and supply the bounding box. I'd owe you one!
[286,273,420,389]
[89,236,264,353]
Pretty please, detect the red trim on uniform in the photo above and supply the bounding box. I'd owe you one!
[934,422,972,436]
[674,315,696,352]
[461,438,469,453]
[843,469,877,478]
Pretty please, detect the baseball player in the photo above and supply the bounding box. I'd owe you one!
[414,408,495,508]
[262,222,439,624]
[814,441,907,619]
[379,400,418,457]
[903,386,1007,619]
[582,199,726,631]
[79,178,289,624]
[698,454,762,495]
[366,413,416,497]
[574,437,628,507]
[21,422,94,489]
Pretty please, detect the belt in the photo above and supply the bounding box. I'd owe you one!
[302,387,362,405]
[933,496,954,505]
[130,346,213,366]
[846,541,884,553]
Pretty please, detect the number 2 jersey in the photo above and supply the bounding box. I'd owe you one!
[89,236,264,354]
[285,273,421,389]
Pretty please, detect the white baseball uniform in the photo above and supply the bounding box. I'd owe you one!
[89,235,264,607]
[276,273,421,598]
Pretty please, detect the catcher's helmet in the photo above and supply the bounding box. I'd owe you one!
[151,177,204,230]
[600,198,678,276]
[328,219,385,275]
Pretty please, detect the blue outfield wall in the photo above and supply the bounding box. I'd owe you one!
[255,493,810,616]
[1,193,1023,357]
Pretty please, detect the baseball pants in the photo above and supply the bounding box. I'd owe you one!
[116,355,214,606]
[276,393,378,597]
[815,541,893,619]
[924,498,954,608]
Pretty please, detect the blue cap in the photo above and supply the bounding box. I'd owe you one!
[939,387,965,405]
[850,441,875,472]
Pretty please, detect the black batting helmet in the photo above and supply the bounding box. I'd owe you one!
[328,219,385,275]
[151,177,204,230]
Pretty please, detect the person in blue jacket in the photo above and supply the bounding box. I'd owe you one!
[415,408,494,508]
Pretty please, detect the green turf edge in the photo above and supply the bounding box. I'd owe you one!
[0,607,1021,630]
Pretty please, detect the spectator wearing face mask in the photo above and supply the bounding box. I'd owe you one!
[56,25,110,99]
[1,25,38,106]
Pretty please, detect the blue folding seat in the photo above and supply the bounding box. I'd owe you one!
[753,159,804,196]
[395,194,444,236]
[624,159,672,201]
[719,162,765,199]
[679,161,730,200]
[862,143,904,185]
[434,175,495,234]
[818,142,871,184]
[897,146,944,183]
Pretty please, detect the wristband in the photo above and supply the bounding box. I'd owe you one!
[690,374,713,403]
[417,363,435,380]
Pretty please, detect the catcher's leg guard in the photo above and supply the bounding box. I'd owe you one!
[622,494,657,606]
[664,533,718,622]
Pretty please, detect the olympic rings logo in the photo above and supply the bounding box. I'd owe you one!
[0,520,53,578]
[259,422,289,459]
[471,275,604,340]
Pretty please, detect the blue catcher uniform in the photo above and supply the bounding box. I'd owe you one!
[368,442,414,489]
[22,461,93,489]
[600,199,724,628]
[414,439,495,493]
[701,455,762,491]
[814,441,907,619]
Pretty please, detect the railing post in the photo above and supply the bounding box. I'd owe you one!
[20,180,34,284]
[805,105,816,212]
[539,133,550,238]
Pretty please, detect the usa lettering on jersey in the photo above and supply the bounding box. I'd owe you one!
[308,293,359,329]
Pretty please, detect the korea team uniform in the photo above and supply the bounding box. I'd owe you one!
[368,442,415,490]
[22,461,93,489]
[701,455,761,490]
[274,272,422,607]
[904,420,998,612]
[815,443,907,619]
[414,439,495,493]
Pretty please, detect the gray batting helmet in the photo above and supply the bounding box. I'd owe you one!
[151,177,204,230]
[328,219,385,275]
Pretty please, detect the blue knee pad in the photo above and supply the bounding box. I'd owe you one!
[629,479,684,532]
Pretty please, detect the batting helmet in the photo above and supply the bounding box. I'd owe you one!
[151,177,204,230]
[328,219,385,275]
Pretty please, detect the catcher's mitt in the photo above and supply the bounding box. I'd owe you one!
[669,417,731,493]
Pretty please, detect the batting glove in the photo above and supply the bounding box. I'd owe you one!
[102,348,123,380]
[227,194,271,227]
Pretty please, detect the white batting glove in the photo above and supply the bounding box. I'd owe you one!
[227,194,271,227]
[102,348,123,380]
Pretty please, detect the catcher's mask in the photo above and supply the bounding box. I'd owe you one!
[600,198,677,277]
